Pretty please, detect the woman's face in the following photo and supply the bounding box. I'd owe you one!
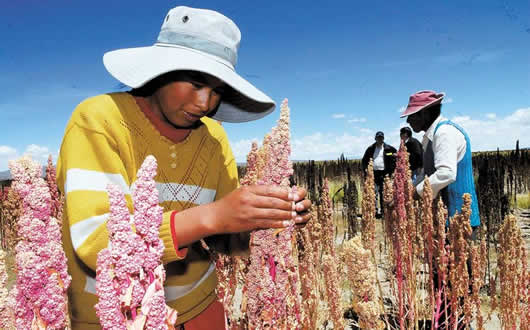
[149,71,226,128]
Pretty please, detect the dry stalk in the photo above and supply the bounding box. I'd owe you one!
[296,221,319,329]
[497,214,528,329]
[322,254,345,329]
[320,179,336,258]
[421,178,436,323]
[343,236,384,329]
[0,189,21,252]
[470,233,487,330]
[361,160,376,251]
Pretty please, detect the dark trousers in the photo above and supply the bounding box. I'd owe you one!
[374,170,386,215]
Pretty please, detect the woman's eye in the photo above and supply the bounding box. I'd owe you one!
[190,81,203,89]
[213,87,225,96]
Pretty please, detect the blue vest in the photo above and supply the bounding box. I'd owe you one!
[424,120,480,227]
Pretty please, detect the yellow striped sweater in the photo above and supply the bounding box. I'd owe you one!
[56,92,238,328]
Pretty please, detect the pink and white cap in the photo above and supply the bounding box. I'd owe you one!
[400,90,445,118]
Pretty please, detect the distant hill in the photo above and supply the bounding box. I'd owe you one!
[0,166,47,183]
[0,170,10,181]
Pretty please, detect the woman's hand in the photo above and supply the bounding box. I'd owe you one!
[206,185,312,235]
[292,187,311,226]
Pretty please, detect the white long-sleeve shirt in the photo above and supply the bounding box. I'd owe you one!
[373,145,385,170]
[415,115,467,199]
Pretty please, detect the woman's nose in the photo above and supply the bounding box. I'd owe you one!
[195,88,213,112]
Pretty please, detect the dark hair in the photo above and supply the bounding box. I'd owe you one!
[400,126,412,137]
[128,69,235,98]
[129,71,190,97]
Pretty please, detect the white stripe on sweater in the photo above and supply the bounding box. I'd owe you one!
[70,213,109,250]
[65,169,216,205]
[66,169,216,250]
[65,168,130,195]
[155,182,216,205]
[84,262,216,301]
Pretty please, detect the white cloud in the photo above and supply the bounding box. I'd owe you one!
[397,106,406,113]
[347,117,367,123]
[0,146,17,157]
[451,107,530,151]
[291,132,374,160]
[360,128,373,134]
[0,146,19,172]
[230,107,529,163]
[231,132,377,162]
[24,144,57,165]
[442,97,453,104]
[485,113,496,119]
[0,144,58,172]
[229,138,259,163]
[332,113,345,119]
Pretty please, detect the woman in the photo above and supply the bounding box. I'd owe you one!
[57,6,311,329]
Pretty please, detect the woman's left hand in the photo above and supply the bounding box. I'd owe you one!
[291,187,312,226]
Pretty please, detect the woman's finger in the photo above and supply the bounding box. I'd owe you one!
[250,194,293,210]
[246,185,291,200]
[294,211,310,224]
[295,199,311,212]
[245,207,294,221]
[253,219,291,229]
[293,187,307,202]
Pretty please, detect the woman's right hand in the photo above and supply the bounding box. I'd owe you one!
[205,185,297,235]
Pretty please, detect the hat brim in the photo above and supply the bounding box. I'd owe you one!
[103,44,275,123]
[400,93,445,118]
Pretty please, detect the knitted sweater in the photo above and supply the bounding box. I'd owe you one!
[56,92,238,328]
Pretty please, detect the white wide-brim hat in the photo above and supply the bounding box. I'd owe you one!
[103,6,275,123]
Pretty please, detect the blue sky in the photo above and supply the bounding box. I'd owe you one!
[1,0,529,170]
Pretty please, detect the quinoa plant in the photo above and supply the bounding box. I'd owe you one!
[361,160,376,252]
[0,249,15,329]
[95,156,177,329]
[0,188,20,252]
[497,214,529,329]
[9,156,71,329]
[342,235,383,329]
[244,99,303,329]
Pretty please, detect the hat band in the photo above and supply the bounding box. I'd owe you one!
[157,30,238,66]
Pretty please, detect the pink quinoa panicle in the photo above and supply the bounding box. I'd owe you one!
[390,145,411,329]
[258,98,293,186]
[132,155,164,272]
[8,156,71,329]
[245,99,303,329]
[240,141,259,186]
[320,179,336,256]
[95,155,176,329]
